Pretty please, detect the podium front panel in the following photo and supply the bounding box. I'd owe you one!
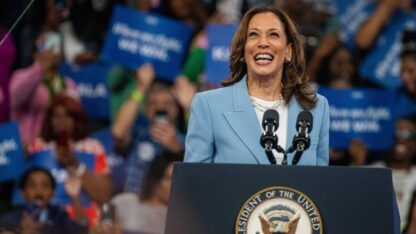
[166,163,399,234]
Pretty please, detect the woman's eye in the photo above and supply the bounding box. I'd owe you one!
[270,32,279,38]
[248,32,258,37]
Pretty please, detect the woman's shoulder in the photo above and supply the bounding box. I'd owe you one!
[111,192,138,207]
[191,87,234,112]
[316,93,329,104]
[27,138,53,154]
[193,86,234,103]
[74,138,106,155]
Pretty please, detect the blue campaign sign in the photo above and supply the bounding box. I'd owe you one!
[90,127,113,155]
[13,150,95,206]
[59,63,111,119]
[0,122,24,182]
[100,4,193,81]
[360,11,416,89]
[334,0,374,49]
[205,24,237,86]
[319,88,395,150]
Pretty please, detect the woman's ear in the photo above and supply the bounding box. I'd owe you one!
[285,43,293,63]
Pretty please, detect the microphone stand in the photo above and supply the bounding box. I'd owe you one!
[270,144,302,166]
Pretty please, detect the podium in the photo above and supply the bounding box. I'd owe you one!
[165,163,400,234]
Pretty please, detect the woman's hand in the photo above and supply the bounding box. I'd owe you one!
[172,76,197,112]
[64,175,82,199]
[150,121,183,153]
[56,146,79,169]
[135,63,155,92]
[36,49,60,72]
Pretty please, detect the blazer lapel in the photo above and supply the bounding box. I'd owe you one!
[223,77,269,164]
[286,97,303,163]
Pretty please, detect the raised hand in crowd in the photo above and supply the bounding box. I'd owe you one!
[307,32,341,82]
[172,75,197,114]
[355,0,410,50]
[34,47,61,73]
[64,175,86,225]
[64,175,82,199]
[112,63,156,150]
[136,63,156,92]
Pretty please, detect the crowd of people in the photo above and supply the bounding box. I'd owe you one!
[0,0,415,233]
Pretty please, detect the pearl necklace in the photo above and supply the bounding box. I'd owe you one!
[250,95,284,112]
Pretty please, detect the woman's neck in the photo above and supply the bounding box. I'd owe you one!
[247,75,282,101]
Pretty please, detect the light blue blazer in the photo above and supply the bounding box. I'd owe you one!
[184,76,330,165]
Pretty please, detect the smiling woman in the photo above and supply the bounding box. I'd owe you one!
[184,5,330,166]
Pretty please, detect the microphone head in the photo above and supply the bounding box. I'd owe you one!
[296,111,313,132]
[262,109,279,130]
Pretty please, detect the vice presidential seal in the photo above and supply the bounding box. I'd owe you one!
[235,187,322,234]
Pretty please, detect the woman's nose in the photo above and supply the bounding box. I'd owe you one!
[258,35,269,48]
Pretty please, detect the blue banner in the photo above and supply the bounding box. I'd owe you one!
[334,0,374,49]
[13,150,95,206]
[319,88,395,150]
[0,122,24,182]
[90,128,113,155]
[100,4,193,81]
[205,24,237,86]
[360,11,416,89]
[59,63,111,119]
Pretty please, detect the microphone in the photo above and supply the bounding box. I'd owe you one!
[291,111,313,165]
[260,109,279,164]
[260,109,279,150]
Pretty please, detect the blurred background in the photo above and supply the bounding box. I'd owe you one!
[0,0,415,233]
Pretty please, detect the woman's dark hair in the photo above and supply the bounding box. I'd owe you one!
[315,45,360,87]
[401,30,416,59]
[139,150,182,201]
[41,94,88,142]
[19,167,56,190]
[223,5,316,110]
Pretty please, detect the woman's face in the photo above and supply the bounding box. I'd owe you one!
[244,12,292,81]
[146,91,178,122]
[392,119,416,162]
[51,105,74,137]
[401,56,416,96]
[329,48,355,81]
[21,171,54,208]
